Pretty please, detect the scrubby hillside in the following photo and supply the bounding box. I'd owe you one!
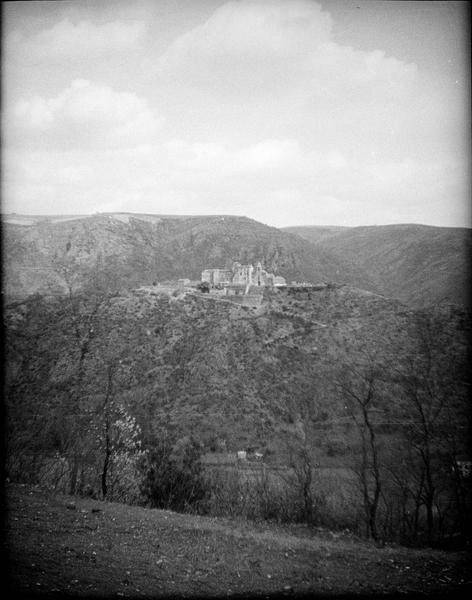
[2,213,376,298]
[283,225,349,244]
[6,214,467,308]
[284,224,471,307]
[5,283,469,457]
[4,216,471,545]
[4,281,471,545]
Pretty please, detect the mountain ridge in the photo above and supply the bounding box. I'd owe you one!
[2,213,377,299]
[2,213,470,308]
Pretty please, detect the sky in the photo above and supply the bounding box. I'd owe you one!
[2,0,470,228]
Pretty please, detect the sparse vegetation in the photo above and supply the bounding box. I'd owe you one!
[7,482,471,597]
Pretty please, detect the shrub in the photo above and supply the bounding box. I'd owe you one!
[326,439,348,457]
[203,467,309,524]
[139,436,208,512]
[196,282,210,293]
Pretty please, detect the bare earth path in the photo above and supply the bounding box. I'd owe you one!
[4,483,471,598]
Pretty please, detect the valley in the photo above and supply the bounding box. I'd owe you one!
[4,0,469,596]
[284,224,471,308]
[3,212,471,575]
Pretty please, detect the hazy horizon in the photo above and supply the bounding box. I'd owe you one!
[3,210,471,231]
[2,0,470,229]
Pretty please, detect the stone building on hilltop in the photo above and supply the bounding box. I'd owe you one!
[201,268,232,287]
[201,261,286,296]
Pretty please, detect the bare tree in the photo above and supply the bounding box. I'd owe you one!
[337,358,384,540]
[48,250,123,494]
[280,381,329,526]
[393,308,471,543]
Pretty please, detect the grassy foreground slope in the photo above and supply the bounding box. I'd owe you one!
[284,224,471,308]
[6,483,471,598]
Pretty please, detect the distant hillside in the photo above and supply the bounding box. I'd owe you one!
[283,225,349,244]
[4,214,469,307]
[284,224,471,308]
[2,213,376,298]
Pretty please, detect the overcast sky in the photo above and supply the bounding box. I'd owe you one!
[2,0,470,228]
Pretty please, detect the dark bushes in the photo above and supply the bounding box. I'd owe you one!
[139,436,208,512]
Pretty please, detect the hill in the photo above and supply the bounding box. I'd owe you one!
[2,213,376,298]
[3,214,471,547]
[6,482,471,597]
[282,225,350,244]
[283,224,471,308]
[5,214,468,308]
[5,282,469,461]
[4,280,471,545]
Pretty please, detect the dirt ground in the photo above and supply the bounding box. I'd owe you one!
[3,483,471,598]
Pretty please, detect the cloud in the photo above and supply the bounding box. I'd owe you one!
[10,80,164,149]
[161,0,331,63]
[2,0,467,227]
[3,135,467,227]
[152,0,426,169]
[234,139,303,172]
[6,19,145,64]
[163,138,352,185]
[156,0,416,100]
